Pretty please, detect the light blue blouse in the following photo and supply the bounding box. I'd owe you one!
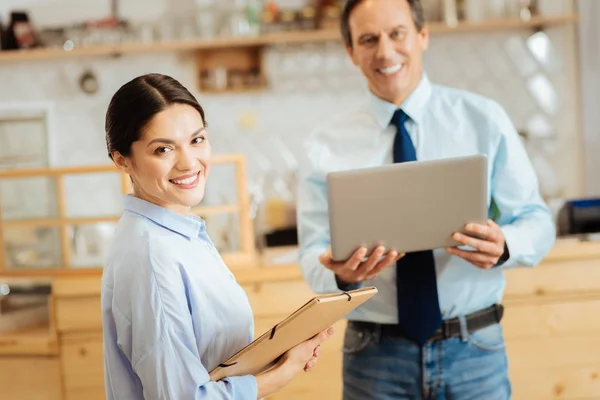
[101,194,257,399]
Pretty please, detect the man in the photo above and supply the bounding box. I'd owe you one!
[295,0,556,399]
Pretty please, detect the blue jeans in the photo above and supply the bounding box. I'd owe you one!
[342,321,511,400]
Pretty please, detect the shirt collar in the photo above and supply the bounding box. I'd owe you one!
[368,72,433,129]
[123,194,205,239]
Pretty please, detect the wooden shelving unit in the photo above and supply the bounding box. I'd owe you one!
[0,153,258,277]
[0,14,578,94]
[0,14,579,64]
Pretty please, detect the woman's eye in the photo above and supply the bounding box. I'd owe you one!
[192,136,206,144]
[155,146,172,155]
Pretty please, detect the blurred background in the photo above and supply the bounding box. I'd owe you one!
[0,0,599,399]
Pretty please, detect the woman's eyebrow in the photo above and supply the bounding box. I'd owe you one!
[146,128,206,147]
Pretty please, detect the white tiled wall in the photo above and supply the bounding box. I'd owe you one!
[0,0,584,227]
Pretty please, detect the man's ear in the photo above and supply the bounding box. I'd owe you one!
[111,151,133,175]
[418,24,430,51]
[345,44,359,67]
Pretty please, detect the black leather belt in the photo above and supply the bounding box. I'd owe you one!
[349,304,504,343]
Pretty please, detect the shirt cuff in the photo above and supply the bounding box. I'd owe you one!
[496,224,521,268]
[493,242,510,268]
[224,374,258,399]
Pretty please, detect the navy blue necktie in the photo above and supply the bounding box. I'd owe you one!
[391,109,442,345]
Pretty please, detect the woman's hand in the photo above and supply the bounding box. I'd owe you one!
[279,327,333,375]
[255,326,335,398]
[304,344,321,372]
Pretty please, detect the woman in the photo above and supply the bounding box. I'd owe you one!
[101,73,334,399]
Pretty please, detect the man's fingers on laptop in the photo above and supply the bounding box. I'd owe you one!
[342,247,368,271]
[363,246,385,268]
[380,250,398,267]
[363,250,398,280]
[352,246,386,279]
[319,248,363,272]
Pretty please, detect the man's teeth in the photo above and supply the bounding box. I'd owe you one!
[171,174,197,185]
[379,64,402,75]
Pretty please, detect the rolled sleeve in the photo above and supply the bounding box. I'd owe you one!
[488,101,556,268]
[223,375,258,398]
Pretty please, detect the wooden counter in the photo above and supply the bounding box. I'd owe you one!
[2,239,600,399]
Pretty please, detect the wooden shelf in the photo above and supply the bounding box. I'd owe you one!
[428,13,578,33]
[0,14,578,64]
[0,153,257,277]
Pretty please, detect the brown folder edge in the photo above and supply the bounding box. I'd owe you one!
[215,289,357,369]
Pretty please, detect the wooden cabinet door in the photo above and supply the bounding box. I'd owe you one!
[0,357,62,400]
[60,331,105,400]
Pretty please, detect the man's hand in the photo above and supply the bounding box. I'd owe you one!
[319,246,405,284]
[445,219,506,269]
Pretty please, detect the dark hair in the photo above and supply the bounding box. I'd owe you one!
[340,0,425,48]
[105,73,206,159]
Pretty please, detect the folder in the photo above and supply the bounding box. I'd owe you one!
[209,286,378,381]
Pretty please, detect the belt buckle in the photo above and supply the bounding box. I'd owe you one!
[444,320,453,339]
[426,325,447,343]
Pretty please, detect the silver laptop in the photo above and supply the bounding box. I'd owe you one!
[326,154,488,262]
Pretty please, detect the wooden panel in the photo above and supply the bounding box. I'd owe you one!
[506,335,600,370]
[504,258,600,298]
[510,365,600,400]
[53,277,101,297]
[542,240,600,263]
[0,356,62,399]
[502,298,600,339]
[244,280,315,318]
[55,296,101,332]
[51,266,304,300]
[60,331,105,400]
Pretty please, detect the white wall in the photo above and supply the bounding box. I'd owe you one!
[0,0,585,220]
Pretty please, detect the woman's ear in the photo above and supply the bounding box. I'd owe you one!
[111,151,133,175]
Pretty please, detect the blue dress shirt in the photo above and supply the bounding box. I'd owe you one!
[296,73,556,323]
[101,195,257,399]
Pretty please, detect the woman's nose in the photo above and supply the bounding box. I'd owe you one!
[175,148,198,170]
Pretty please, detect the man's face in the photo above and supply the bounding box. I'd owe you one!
[346,0,429,105]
